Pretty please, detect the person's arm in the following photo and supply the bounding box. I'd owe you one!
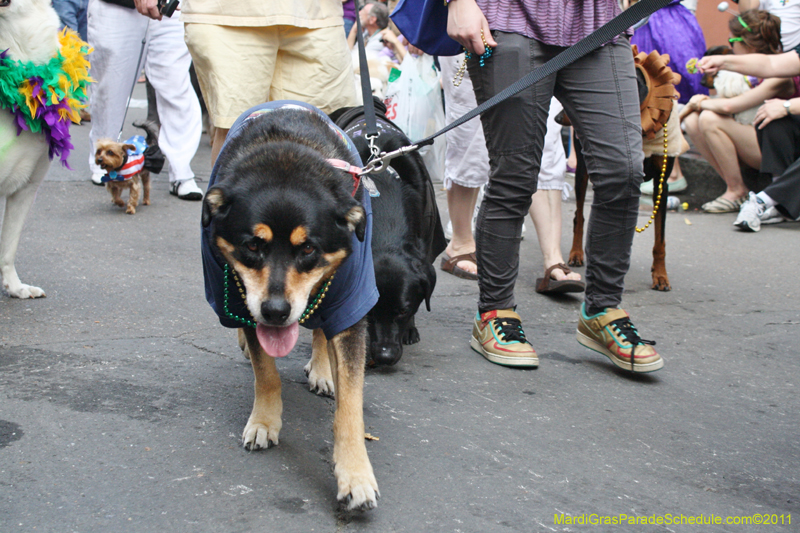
[754,97,800,128]
[698,51,800,78]
[379,29,406,62]
[347,18,358,50]
[134,0,162,20]
[446,0,496,55]
[698,77,794,115]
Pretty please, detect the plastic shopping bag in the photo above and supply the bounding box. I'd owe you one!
[383,53,445,182]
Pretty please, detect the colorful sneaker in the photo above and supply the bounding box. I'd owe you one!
[471,309,538,368]
[576,304,663,373]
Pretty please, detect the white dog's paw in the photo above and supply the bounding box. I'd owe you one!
[242,419,281,451]
[335,466,379,511]
[304,359,335,397]
[4,282,45,299]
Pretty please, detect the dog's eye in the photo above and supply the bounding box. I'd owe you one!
[300,243,315,255]
[246,242,258,252]
[106,150,114,156]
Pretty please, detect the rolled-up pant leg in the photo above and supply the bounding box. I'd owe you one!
[468,32,556,313]
[555,37,644,310]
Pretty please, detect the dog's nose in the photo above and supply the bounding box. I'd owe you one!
[369,342,402,366]
[261,298,291,323]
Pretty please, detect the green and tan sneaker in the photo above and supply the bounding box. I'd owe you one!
[577,303,663,373]
[470,309,538,368]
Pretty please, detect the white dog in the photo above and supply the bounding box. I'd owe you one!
[0,0,65,298]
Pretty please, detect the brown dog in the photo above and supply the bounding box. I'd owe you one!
[567,47,682,291]
[94,139,151,214]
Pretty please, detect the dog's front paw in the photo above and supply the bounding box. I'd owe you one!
[126,206,136,215]
[304,359,335,397]
[335,465,379,511]
[568,250,585,267]
[242,418,281,450]
[402,326,420,345]
[4,282,45,299]
[651,273,671,291]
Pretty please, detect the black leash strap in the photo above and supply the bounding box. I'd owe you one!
[354,8,379,143]
[414,0,673,147]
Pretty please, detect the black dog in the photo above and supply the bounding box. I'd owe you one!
[330,100,447,366]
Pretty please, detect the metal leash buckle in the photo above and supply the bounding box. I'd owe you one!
[359,144,420,175]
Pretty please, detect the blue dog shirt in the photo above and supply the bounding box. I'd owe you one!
[201,101,378,340]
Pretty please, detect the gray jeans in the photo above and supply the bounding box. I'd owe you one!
[467,32,644,313]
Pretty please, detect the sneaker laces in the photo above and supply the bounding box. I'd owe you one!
[493,317,528,343]
[608,317,655,370]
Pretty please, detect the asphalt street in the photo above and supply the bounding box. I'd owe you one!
[2,89,799,533]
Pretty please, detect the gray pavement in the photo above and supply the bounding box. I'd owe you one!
[2,89,799,532]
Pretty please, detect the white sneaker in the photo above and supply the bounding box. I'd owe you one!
[733,192,766,232]
[760,205,787,225]
[91,171,105,186]
[170,178,203,201]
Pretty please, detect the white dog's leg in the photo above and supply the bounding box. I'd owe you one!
[0,160,49,299]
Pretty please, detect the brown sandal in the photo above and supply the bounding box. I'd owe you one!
[535,263,585,294]
[440,252,478,281]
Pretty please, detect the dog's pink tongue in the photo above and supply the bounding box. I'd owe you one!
[256,322,299,358]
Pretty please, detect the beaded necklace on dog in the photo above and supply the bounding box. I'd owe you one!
[0,28,92,167]
[222,264,334,328]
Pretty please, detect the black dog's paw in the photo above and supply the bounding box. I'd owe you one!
[402,327,420,345]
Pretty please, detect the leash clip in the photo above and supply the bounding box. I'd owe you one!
[359,144,419,175]
[366,133,381,162]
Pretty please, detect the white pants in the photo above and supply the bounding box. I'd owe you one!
[87,0,201,183]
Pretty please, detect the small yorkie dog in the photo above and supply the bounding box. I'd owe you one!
[94,136,151,214]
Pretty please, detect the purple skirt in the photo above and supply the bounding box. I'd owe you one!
[631,1,708,104]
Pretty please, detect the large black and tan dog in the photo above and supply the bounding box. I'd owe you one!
[201,102,379,510]
[329,100,447,367]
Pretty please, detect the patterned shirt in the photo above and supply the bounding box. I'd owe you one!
[476,0,626,47]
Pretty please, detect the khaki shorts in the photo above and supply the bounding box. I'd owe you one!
[185,24,357,129]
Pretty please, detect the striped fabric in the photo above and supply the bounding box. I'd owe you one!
[476,0,627,47]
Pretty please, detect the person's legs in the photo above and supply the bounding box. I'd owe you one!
[528,189,580,281]
[466,32,554,367]
[444,184,480,276]
[469,32,554,313]
[272,25,357,114]
[439,54,489,278]
[86,0,148,180]
[555,38,644,312]
[52,0,79,33]
[185,24,280,167]
[528,98,580,283]
[555,38,661,372]
[144,16,201,192]
[697,110,756,201]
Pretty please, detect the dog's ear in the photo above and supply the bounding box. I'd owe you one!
[202,186,227,227]
[345,205,367,242]
[122,143,136,153]
[421,262,436,312]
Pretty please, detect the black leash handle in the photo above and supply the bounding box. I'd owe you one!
[414,0,673,147]
[354,8,378,141]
